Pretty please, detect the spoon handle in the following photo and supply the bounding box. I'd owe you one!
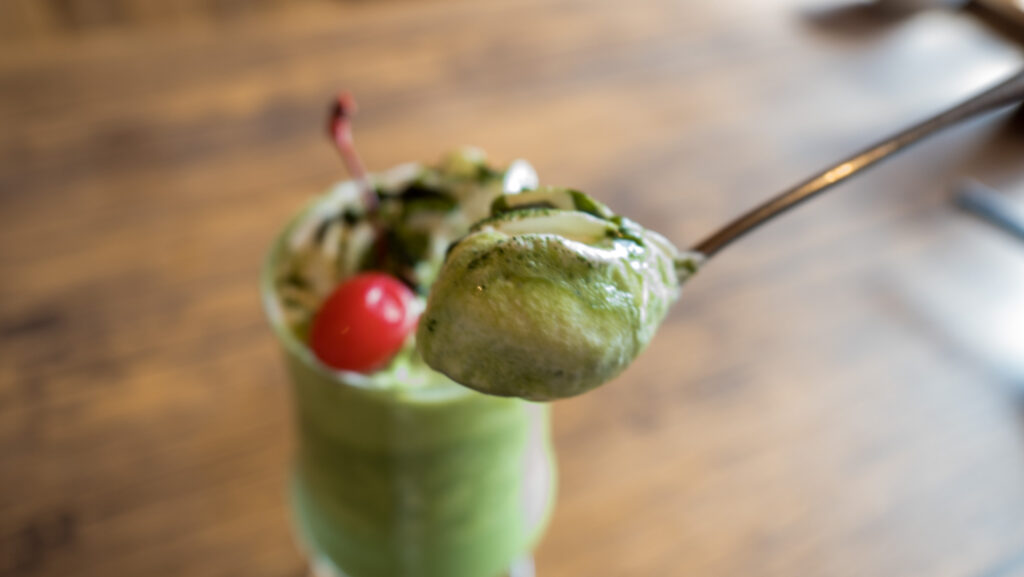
[692,68,1024,258]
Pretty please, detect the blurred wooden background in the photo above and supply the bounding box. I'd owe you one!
[2,0,1024,576]
[0,0,301,39]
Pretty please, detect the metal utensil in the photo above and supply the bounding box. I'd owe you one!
[690,67,1024,261]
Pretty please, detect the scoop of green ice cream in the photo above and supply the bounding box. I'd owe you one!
[417,187,689,401]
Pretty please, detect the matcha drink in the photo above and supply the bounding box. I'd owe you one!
[264,93,687,576]
[263,138,555,577]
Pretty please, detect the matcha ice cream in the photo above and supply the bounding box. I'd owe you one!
[418,187,699,401]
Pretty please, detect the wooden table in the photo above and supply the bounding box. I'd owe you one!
[2,1,1024,575]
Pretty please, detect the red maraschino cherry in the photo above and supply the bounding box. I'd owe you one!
[310,273,419,373]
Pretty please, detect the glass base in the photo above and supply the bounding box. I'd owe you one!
[289,472,546,577]
[508,556,536,577]
[306,553,536,577]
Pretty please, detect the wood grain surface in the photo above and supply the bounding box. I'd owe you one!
[2,1,1024,576]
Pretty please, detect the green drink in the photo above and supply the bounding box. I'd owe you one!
[262,153,556,577]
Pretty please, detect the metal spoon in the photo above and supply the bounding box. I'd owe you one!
[689,67,1024,262]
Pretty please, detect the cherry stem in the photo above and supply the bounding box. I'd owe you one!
[328,91,377,212]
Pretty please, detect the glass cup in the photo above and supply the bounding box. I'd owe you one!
[261,190,557,577]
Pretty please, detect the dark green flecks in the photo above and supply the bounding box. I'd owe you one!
[283,271,310,290]
[342,209,362,226]
[472,207,559,231]
[490,196,511,214]
[606,215,647,246]
[398,182,457,203]
[567,189,614,219]
[678,258,699,275]
[498,200,558,213]
[491,187,613,221]
[475,164,502,182]
[466,251,492,271]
